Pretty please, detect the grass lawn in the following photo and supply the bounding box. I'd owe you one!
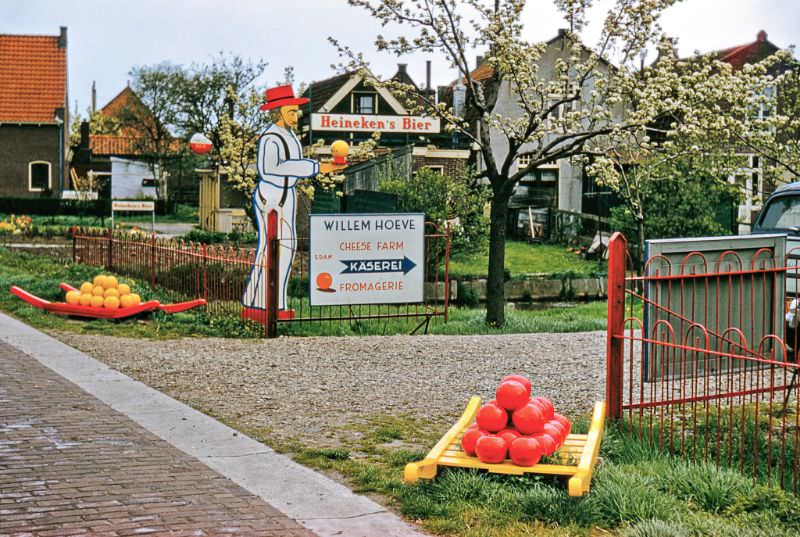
[0,247,610,339]
[449,241,603,279]
[238,413,800,537]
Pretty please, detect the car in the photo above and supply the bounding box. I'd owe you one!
[752,181,800,236]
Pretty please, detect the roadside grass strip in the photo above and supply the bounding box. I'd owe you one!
[238,411,800,537]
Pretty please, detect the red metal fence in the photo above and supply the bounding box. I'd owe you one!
[606,232,800,493]
[72,223,449,337]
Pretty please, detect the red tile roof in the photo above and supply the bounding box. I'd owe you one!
[716,31,780,71]
[0,33,67,123]
[89,134,139,156]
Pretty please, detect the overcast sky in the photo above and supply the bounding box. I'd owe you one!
[3,0,798,117]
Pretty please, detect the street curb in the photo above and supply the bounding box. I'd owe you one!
[0,313,428,537]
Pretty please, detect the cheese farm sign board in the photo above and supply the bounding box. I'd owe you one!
[309,213,425,306]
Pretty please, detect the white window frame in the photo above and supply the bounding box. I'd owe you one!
[28,161,52,192]
[424,165,444,175]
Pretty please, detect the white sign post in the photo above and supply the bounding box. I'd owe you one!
[309,213,425,306]
[111,200,156,233]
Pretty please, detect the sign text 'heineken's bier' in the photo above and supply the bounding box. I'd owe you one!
[311,113,440,134]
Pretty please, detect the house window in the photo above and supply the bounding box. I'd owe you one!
[29,161,51,192]
[424,165,444,175]
[353,92,377,114]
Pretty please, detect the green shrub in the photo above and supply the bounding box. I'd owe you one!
[659,462,750,514]
[456,280,479,307]
[379,168,490,255]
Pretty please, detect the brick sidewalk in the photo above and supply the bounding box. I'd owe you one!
[0,341,315,537]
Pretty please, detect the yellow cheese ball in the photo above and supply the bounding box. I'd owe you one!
[104,296,120,309]
[65,290,81,305]
[80,282,94,294]
[103,276,118,289]
[128,293,141,307]
[90,295,105,308]
[79,293,93,307]
[104,288,119,299]
[117,283,131,296]
[120,294,135,308]
[93,275,107,288]
[92,286,105,297]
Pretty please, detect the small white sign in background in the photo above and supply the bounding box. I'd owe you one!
[309,213,425,306]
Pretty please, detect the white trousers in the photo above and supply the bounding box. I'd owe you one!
[242,181,296,310]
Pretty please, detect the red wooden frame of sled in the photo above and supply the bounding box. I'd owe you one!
[9,283,206,320]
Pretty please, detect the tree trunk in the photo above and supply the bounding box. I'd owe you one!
[636,217,646,272]
[486,190,509,326]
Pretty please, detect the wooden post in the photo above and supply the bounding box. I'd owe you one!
[150,234,156,290]
[606,232,627,420]
[266,210,279,338]
[107,227,113,269]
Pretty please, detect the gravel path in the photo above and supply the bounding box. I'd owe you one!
[53,331,607,448]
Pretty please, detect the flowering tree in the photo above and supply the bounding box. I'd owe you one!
[339,0,779,326]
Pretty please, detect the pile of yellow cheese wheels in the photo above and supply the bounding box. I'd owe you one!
[64,274,142,309]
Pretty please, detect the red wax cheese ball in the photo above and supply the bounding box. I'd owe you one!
[475,435,508,464]
[497,428,521,449]
[532,397,555,420]
[542,422,566,448]
[553,413,570,430]
[476,402,508,432]
[512,402,545,435]
[509,436,543,467]
[534,433,558,456]
[496,380,529,411]
[461,428,489,456]
[501,375,532,398]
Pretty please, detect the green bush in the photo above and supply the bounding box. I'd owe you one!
[455,280,479,307]
[183,229,257,245]
[379,168,490,254]
[620,519,690,537]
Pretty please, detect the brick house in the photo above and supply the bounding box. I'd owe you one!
[714,31,794,232]
[300,65,469,181]
[71,86,168,200]
[0,27,69,198]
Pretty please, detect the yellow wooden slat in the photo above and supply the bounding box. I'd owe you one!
[568,401,606,497]
[404,398,606,497]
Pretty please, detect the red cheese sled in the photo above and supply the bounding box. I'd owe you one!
[9,283,206,320]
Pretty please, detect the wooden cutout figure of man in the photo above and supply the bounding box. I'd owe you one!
[242,85,319,321]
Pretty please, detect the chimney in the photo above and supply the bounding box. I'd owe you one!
[558,28,568,38]
[426,60,432,90]
[91,81,96,113]
[476,55,484,67]
[757,30,767,42]
[58,26,67,48]
[80,121,90,149]
[397,63,407,74]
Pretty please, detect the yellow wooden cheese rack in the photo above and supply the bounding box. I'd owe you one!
[404,397,606,496]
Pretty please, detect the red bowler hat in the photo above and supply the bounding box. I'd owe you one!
[260,85,309,111]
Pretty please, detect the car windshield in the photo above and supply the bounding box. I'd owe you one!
[757,194,800,231]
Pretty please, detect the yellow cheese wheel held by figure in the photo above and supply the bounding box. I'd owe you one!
[103,276,118,289]
[79,293,92,306]
[93,275,107,288]
[65,290,81,305]
[92,286,105,297]
[80,282,93,294]
[90,295,105,308]
[104,288,119,299]
[117,283,131,296]
[104,296,120,309]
